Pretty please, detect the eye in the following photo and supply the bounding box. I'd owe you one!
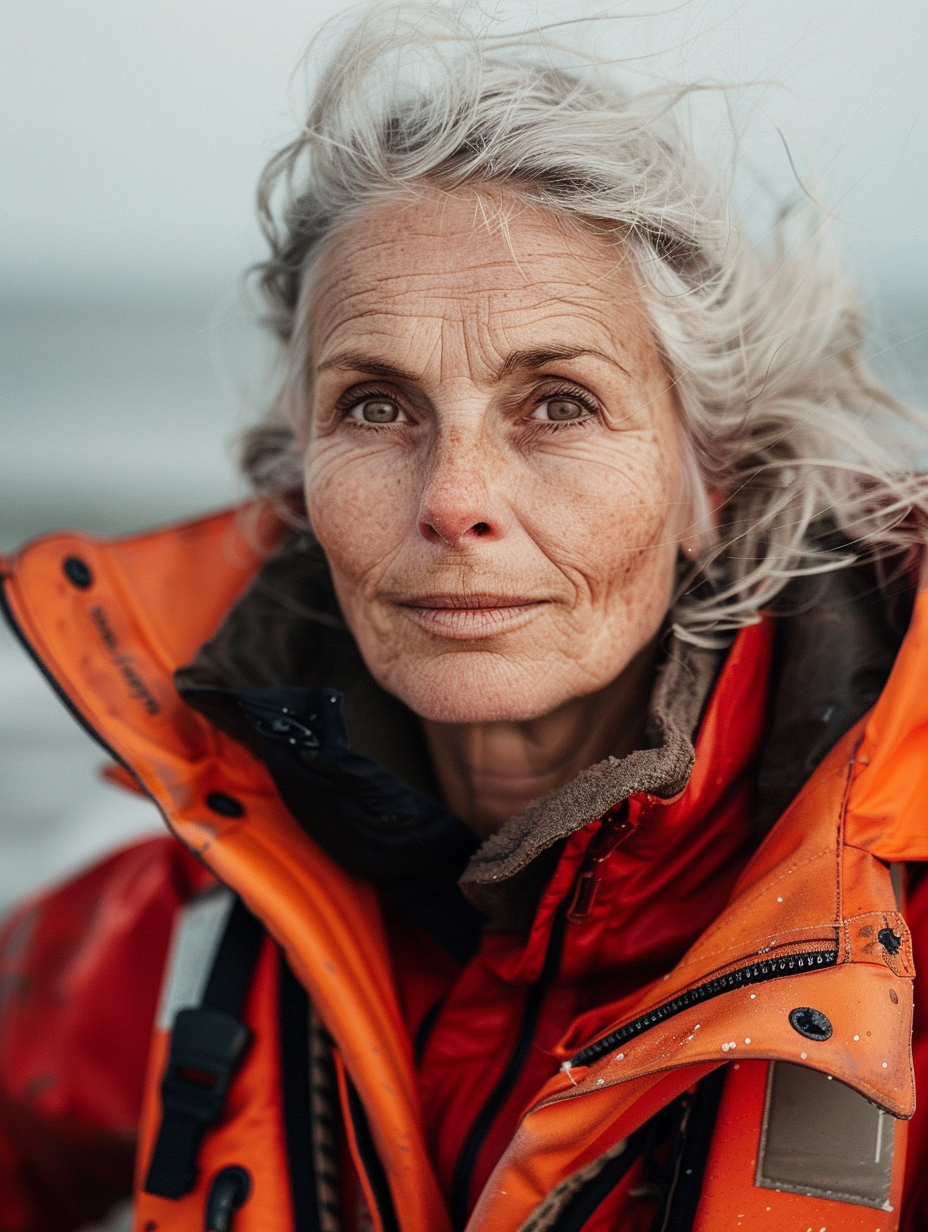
[531,396,595,423]
[346,397,406,425]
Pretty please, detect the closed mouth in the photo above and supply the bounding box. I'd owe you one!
[403,594,546,610]
[397,595,549,638]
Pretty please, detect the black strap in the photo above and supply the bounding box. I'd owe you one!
[345,1079,400,1232]
[143,896,264,1199]
[655,1066,726,1231]
[548,1134,648,1232]
[279,955,323,1232]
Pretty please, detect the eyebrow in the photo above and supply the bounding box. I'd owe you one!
[315,352,417,381]
[315,345,630,381]
[496,346,630,379]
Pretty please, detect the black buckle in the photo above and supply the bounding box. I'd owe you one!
[161,1007,250,1121]
[143,1008,251,1198]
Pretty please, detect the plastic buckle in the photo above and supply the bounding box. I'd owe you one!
[160,1007,251,1123]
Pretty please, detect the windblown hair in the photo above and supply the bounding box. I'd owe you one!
[242,3,928,643]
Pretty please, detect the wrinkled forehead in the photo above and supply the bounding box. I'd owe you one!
[305,189,654,377]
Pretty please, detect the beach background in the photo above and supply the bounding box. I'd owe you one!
[2,0,926,911]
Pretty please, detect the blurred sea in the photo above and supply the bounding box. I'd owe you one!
[1,287,926,911]
[0,294,267,910]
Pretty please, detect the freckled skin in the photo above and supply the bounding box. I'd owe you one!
[301,190,695,833]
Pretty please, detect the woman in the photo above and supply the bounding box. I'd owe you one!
[2,8,928,1231]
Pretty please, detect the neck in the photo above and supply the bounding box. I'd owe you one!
[421,640,660,839]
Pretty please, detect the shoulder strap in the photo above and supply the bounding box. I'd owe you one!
[143,895,264,1199]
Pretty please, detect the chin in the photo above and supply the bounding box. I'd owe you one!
[380,655,575,724]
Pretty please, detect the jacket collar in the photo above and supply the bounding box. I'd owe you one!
[173,526,907,940]
[174,530,728,935]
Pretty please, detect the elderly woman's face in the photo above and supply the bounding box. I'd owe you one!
[303,191,692,723]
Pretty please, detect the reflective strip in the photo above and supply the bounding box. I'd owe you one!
[756,1061,894,1210]
[156,886,235,1030]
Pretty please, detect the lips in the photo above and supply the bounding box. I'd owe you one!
[398,594,549,638]
[404,593,543,610]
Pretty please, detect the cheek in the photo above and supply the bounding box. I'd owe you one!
[304,442,413,583]
[521,431,684,602]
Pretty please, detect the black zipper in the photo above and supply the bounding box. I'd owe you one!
[567,947,839,1069]
[0,574,141,782]
[449,904,568,1231]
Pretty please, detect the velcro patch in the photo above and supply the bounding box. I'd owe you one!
[756,1061,894,1210]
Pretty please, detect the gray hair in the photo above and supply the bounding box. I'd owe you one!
[242,3,928,644]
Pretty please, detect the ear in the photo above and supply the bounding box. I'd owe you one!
[678,486,726,560]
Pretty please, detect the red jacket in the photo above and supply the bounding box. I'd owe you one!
[3,507,928,1232]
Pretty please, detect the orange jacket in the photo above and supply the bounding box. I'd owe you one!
[3,506,928,1232]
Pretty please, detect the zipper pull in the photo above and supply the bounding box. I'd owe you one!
[566,806,637,923]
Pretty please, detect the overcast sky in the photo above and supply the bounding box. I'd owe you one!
[1,0,926,299]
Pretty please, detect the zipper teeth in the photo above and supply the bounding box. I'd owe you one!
[569,947,839,1068]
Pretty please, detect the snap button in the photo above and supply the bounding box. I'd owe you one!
[877,927,903,955]
[788,1006,833,1041]
[63,556,93,588]
[206,792,245,819]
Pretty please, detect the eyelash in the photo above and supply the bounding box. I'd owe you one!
[334,382,601,427]
[335,386,396,416]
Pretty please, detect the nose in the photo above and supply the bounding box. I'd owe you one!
[417,430,506,547]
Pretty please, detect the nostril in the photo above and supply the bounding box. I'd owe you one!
[419,516,497,546]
